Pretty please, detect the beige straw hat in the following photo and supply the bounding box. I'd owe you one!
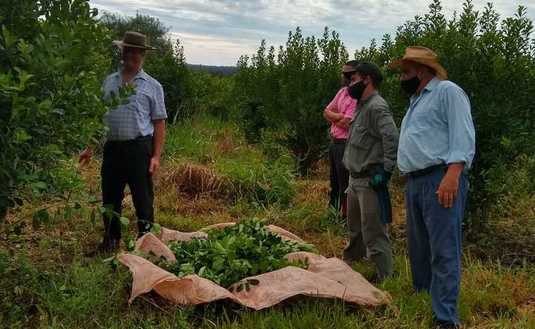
[390,46,448,80]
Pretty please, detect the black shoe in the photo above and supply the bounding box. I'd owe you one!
[432,319,460,329]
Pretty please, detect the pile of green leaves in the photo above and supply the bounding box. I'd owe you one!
[162,219,314,288]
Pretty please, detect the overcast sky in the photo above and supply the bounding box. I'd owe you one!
[89,0,535,66]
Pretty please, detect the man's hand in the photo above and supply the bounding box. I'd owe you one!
[149,156,160,176]
[78,148,93,167]
[335,117,352,129]
[369,167,391,189]
[324,109,343,123]
[436,163,464,208]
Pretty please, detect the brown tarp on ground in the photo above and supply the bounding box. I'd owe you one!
[118,223,391,310]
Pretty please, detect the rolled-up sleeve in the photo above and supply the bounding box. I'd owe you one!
[150,83,167,120]
[326,88,344,112]
[442,85,476,169]
[373,105,399,173]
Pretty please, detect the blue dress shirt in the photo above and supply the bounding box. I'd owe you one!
[397,78,476,173]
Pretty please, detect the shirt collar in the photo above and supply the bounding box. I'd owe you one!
[410,77,440,103]
[359,90,378,107]
[135,69,149,81]
[423,77,440,92]
[115,68,148,81]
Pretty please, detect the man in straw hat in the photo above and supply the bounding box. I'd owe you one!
[80,31,167,254]
[391,46,475,329]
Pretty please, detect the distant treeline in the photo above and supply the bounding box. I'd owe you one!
[187,64,238,76]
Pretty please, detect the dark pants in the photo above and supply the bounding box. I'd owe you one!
[329,140,349,213]
[101,136,154,240]
[344,176,393,280]
[406,168,468,325]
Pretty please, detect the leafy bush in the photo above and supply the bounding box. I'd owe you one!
[233,27,349,174]
[0,0,111,219]
[162,219,314,288]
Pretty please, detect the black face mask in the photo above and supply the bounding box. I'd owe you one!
[400,76,421,95]
[348,80,367,101]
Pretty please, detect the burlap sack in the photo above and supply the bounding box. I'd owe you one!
[118,223,390,309]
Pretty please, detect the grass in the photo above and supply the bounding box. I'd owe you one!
[162,115,296,206]
[1,115,534,329]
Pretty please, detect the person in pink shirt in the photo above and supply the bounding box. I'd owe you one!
[323,60,359,218]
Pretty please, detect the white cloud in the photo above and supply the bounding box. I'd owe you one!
[90,0,535,65]
[168,32,258,65]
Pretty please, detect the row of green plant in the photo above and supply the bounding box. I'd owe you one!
[232,27,348,173]
[231,0,535,229]
[353,0,535,229]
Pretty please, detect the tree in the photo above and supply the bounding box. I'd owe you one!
[0,0,112,219]
[234,27,348,173]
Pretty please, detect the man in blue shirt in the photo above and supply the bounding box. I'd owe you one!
[391,46,475,329]
[80,32,167,254]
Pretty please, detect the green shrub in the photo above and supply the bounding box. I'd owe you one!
[0,0,111,219]
[233,27,348,174]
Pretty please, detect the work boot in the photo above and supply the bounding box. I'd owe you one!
[432,319,460,329]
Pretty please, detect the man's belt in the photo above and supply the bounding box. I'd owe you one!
[407,164,447,178]
[350,164,385,179]
[107,135,153,145]
[350,171,371,179]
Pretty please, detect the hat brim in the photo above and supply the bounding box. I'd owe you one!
[389,58,448,80]
[112,40,157,51]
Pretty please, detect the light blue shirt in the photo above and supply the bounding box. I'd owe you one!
[102,69,167,141]
[397,78,476,173]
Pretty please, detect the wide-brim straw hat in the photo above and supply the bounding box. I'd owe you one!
[390,46,448,80]
[112,31,157,50]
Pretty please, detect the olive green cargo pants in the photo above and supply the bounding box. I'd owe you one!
[343,176,393,280]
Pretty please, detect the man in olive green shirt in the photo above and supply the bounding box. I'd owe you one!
[342,62,399,281]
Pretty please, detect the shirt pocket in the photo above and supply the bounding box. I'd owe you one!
[411,99,445,131]
[350,125,373,150]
